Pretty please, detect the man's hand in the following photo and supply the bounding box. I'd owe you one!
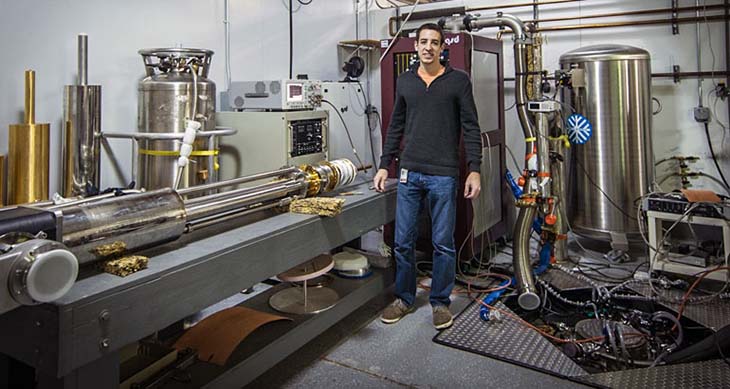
[464,172,481,199]
[373,169,389,192]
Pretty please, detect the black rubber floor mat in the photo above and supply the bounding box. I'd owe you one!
[433,300,587,378]
[576,359,730,389]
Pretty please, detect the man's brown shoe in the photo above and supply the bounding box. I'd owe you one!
[381,299,414,324]
[432,305,453,330]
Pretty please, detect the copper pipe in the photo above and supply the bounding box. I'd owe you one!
[505,71,730,82]
[389,0,582,35]
[389,4,728,36]
[466,0,581,12]
[527,14,727,33]
[397,0,580,21]
[524,4,728,25]
[653,71,730,78]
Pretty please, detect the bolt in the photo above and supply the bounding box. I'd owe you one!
[99,310,110,322]
[35,321,42,327]
[99,338,110,349]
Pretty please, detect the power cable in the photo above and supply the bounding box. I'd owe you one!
[379,0,421,63]
[289,0,293,79]
[354,80,380,172]
[321,99,368,175]
[704,122,730,188]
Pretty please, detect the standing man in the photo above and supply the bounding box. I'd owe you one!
[374,23,482,330]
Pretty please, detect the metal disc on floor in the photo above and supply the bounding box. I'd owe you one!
[269,286,339,314]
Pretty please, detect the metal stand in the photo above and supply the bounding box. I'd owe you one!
[270,255,338,314]
[648,210,730,281]
[0,182,396,389]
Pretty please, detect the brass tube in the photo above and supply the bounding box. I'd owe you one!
[24,70,34,124]
[8,70,50,205]
[0,155,5,206]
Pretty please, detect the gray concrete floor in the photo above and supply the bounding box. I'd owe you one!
[246,286,589,388]
[241,231,654,388]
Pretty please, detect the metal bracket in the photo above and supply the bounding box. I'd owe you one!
[673,65,681,83]
[672,0,679,35]
[496,11,505,33]
[609,232,629,253]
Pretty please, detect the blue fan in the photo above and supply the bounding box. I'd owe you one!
[566,113,593,145]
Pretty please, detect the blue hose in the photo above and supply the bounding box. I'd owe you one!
[479,279,512,321]
[505,170,523,199]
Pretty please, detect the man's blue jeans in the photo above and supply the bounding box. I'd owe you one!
[394,170,457,307]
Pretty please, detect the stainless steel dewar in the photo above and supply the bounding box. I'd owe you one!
[137,48,217,191]
[560,44,654,244]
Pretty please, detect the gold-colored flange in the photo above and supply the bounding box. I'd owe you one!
[300,165,322,197]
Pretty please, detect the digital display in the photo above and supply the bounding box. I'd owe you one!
[288,83,303,102]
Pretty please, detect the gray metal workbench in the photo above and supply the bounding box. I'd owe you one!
[0,182,396,389]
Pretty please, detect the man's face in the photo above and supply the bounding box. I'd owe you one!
[415,29,443,66]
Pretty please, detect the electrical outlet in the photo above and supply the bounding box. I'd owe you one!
[693,106,711,123]
[716,83,729,100]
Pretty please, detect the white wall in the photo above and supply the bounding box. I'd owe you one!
[0,0,360,192]
[0,0,727,195]
[368,0,730,194]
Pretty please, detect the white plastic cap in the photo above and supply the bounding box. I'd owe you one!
[26,249,79,303]
[333,251,368,271]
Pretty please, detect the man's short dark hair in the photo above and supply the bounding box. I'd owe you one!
[416,23,444,44]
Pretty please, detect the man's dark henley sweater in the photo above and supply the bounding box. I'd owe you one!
[378,65,482,177]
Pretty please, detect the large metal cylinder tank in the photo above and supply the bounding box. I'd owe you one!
[560,45,654,245]
[137,48,217,190]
